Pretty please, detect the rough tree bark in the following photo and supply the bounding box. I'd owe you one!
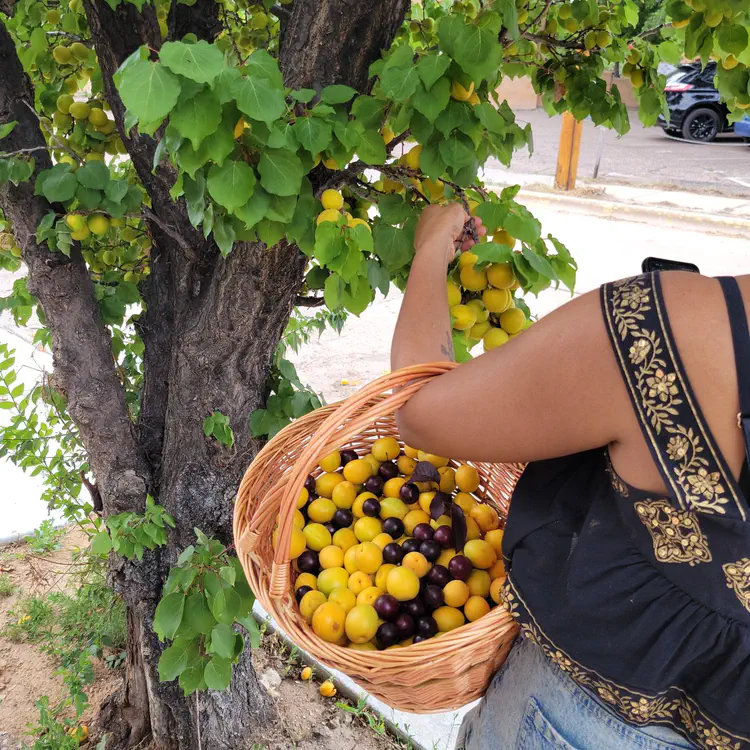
[0,0,410,746]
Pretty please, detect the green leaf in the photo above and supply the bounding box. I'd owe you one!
[160,41,225,84]
[90,532,113,555]
[495,0,519,40]
[380,65,421,101]
[232,76,285,126]
[207,160,256,213]
[0,121,18,141]
[417,54,451,90]
[245,50,283,89]
[351,96,385,129]
[472,242,514,265]
[210,587,241,624]
[178,660,206,695]
[321,85,358,104]
[158,638,193,681]
[117,56,181,125]
[219,565,236,586]
[638,87,662,128]
[39,165,77,203]
[521,245,557,281]
[237,614,261,649]
[451,20,503,82]
[293,117,332,155]
[373,220,414,272]
[210,623,236,659]
[324,273,346,310]
[213,214,237,256]
[356,129,387,165]
[154,593,186,641]
[503,205,541,243]
[315,222,347,266]
[75,161,110,191]
[76,186,102,210]
[366,259,390,296]
[204,656,232,690]
[265,193,297,223]
[413,79,451,124]
[657,40,681,66]
[718,25,749,56]
[183,172,206,228]
[170,89,222,150]
[235,186,271,229]
[439,132,475,171]
[342,276,373,316]
[257,149,303,196]
[378,194,414,225]
[291,89,316,103]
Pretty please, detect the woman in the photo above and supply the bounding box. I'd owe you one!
[391,203,750,750]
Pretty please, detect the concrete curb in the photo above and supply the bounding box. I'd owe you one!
[489,185,750,238]
[252,604,430,750]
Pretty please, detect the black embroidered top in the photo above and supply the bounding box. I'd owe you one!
[502,273,750,750]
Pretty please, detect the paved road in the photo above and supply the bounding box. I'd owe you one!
[488,109,750,197]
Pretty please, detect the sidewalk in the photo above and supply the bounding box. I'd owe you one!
[484,168,750,238]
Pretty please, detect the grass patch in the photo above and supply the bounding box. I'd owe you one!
[24,519,66,556]
[0,573,15,597]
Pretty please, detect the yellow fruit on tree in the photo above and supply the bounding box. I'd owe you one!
[458,251,477,268]
[596,31,612,48]
[459,265,488,291]
[483,326,509,351]
[630,69,644,89]
[56,94,74,114]
[64,77,79,94]
[65,213,86,232]
[422,178,444,201]
[704,10,723,26]
[321,189,344,210]
[500,307,526,335]
[71,226,90,241]
[88,108,108,127]
[584,31,598,50]
[495,229,515,247]
[69,101,90,120]
[70,42,90,61]
[451,304,477,331]
[405,144,422,169]
[487,262,514,289]
[723,55,739,70]
[316,208,342,225]
[46,8,61,23]
[468,320,491,341]
[345,604,379,643]
[322,156,339,170]
[381,126,395,144]
[482,288,512,314]
[87,214,110,236]
[672,18,689,28]
[468,91,480,106]
[312,601,347,642]
[53,46,72,64]
[450,80,475,102]
[466,299,488,322]
[101,250,116,266]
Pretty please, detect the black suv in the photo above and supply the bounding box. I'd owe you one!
[658,62,731,142]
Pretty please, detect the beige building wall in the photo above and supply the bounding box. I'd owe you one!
[495,73,638,110]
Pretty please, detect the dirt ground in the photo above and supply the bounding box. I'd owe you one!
[0,529,399,750]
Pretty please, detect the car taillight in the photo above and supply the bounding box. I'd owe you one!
[664,83,694,92]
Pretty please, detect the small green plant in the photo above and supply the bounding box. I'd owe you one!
[90,495,175,560]
[0,572,15,596]
[336,697,387,736]
[23,695,81,750]
[154,528,259,696]
[203,410,235,448]
[25,519,66,555]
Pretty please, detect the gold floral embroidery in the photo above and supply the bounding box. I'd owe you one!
[605,451,629,497]
[505,576,749,750]
[722,558,750,613]
[635,499,712,565]
[607,276,735,515]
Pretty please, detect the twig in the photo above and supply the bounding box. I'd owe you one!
[295,295,325,308]
[453,189,478,243]
[0,145,51,158]
[22,101,82,165]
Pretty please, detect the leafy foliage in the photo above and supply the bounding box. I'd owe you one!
[154,529,259,695]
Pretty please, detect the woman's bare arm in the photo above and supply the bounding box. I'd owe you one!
[391,204,629,465]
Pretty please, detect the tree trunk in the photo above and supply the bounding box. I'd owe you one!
[2,0,411,745]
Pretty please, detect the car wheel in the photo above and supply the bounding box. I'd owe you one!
[681,108,720,142]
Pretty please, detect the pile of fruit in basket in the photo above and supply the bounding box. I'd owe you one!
[273,437,506,650]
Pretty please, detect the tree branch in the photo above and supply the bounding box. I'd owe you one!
[295,295,326,307]
[0,24,150,514]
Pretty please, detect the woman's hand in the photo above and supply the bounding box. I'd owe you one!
[414,203,487,266]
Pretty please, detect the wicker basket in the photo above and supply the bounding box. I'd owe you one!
[234,362,524,713]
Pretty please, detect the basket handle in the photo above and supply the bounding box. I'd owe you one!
[269,361,459,599]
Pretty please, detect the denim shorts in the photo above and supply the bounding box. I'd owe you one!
[456,637,696,750]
